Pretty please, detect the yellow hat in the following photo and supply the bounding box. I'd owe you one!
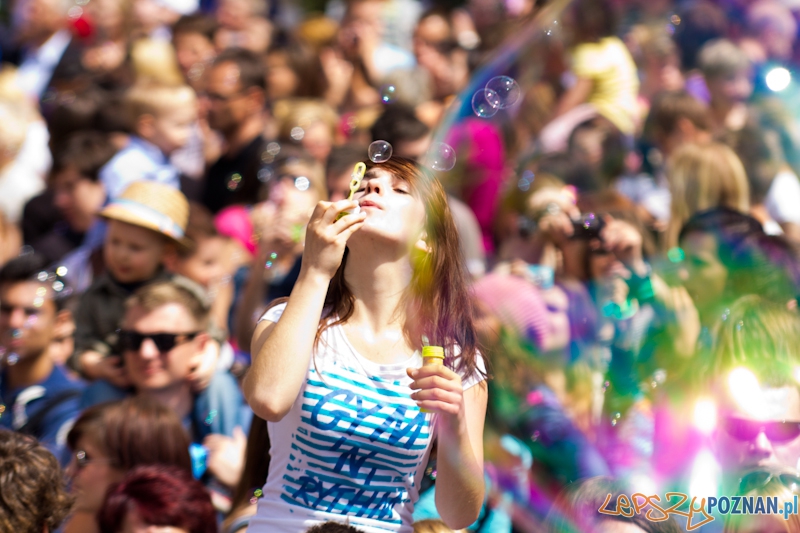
[99,181,189,246]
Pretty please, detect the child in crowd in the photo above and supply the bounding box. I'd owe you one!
[99,83,197,199]
[167,202,234,331]
[70,181,187,388]
[172,15,219,91]
[165,202,237,375]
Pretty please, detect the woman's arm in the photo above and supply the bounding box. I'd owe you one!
[242,200,365,422]
[409,366,488,529]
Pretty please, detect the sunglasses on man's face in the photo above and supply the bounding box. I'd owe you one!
[722,415,800,443]
[738,470,800,495]
[117,330,201,353]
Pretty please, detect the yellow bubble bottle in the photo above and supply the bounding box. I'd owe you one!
[420,345,444,413]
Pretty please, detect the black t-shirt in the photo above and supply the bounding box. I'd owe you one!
[201,135,266,214]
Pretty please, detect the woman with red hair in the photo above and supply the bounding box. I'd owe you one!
[98,465,216,533]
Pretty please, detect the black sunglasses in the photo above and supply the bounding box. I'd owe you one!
[723,415,800,443]
[738,470,800,495]
[117,329,201,353]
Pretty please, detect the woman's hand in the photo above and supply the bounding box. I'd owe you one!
[301,200,366,281]
[203,427,247,489]
[599,218,647,277]
[407,365,465,429]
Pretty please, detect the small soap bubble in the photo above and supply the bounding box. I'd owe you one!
[24,316,38,329]
[423,142,457,172]
[33,298,43,308]
[250,497,258,505]
[12,329,22,339]
[581,213,596,229]
[290,127,305,141]
[267,142,281,156]
[56,266,68,277]
[254,489,263,497]
[667,247,685,263]
[269,252,278,260]
[36,287,47,297]
[227,173,242,191]
[257,168,273,182]
[368,140,393,163]
[294,176,310,192]
[380,85,397,104]
[37,272,48,282]
[471,88,501,118]
[7,353,19,365]
[204,410,218,425]
[67,6,82,19]
[486,76,521,108]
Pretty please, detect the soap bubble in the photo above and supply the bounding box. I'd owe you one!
[380,85,397,104]
[368,140,393,163]
[7,353,18,365]
[471,88,501,118]
[422,142,457,172]
[486,76,521,108]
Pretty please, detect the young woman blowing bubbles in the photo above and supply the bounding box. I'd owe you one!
[243,156,487,532]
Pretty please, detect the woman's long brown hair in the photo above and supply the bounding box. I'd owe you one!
[322,157,482,378]
[269,156,484,380]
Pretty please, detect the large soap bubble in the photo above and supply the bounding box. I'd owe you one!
[471,88,501,118]
[368,140,393,163]
[486,76,521,108]
[422,142,457,172]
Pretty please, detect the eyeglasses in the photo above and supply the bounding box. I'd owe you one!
[722,415,800,443]
[117,330,201,353]
[738,470,800,495]
[74,450,114,470]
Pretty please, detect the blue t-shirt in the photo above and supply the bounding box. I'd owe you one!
[0,364,84,463]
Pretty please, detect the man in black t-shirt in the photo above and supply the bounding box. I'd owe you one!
[201,48,269,213]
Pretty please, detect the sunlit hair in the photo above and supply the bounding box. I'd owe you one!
[666,142,750,248]
[700,294,800,388]
[125,278,211,329]
[698,39,751,80]
[125,83,196,124]
[723,467,800,533]
[325,157,482,379]
[98,465,215,533]
[67,396,193,474]
[0,430,73,533]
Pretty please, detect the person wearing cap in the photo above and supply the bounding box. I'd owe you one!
[0,253,83,464]
[70,181,189,389]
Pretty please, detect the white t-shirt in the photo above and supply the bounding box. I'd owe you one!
[247,303,485,533]
[765,170,800,225]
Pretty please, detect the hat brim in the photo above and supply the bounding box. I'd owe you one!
[100,204,192,250]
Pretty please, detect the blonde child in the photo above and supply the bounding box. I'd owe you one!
[99,83,198,199]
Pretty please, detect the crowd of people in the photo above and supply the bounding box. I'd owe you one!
[1,0,800,531]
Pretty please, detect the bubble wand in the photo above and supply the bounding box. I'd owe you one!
[337,162,367,220]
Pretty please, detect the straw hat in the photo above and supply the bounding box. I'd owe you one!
[99,182,190,247]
